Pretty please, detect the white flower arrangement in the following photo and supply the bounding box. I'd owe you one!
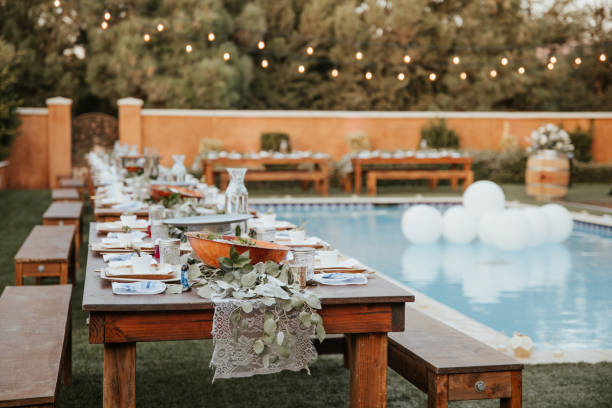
[526,123,574,154]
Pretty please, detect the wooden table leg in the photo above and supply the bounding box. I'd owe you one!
[348,332,387,408]
[15,262,23,285]
[427,372,449,408]
[62,310,72,386]
[500,371,522,408]
[354,161,362,195]
[60,262,69,285]
[104,342,136,408]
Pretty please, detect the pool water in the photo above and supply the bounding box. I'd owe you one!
[267,204,612,351]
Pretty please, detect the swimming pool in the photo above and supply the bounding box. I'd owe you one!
[259,203,612,351]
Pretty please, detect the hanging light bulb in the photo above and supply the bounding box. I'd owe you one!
[185,44,193,53]
[600,53,607,62]
[208,32,215,42]
[500,57,509,66]
[261,59,269,69]
[574,57,582,65]
[306,46,314,55]
[364,71,373,80]
[403,55,411,64]
[298,64,306,73]
[397,72,405,81]
[331,68,339,78]
[223,52,231,61]
[157,23,164,32]
[490,69,498,78]
[517,66,525,74]
[429,73,437,81]
[143,33,151,42]
[460,72,467,80]
[355,51,363,60]
[53,0,61,7]
[104,11,111,21]
[452,56,460,64]
[257,41,265,50]
[549,56,557,64]
[547,62,554,70]
[101,21,108,30]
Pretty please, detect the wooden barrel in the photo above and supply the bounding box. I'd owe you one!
[525,150,570,200]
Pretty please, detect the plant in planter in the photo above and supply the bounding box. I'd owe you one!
[419,119,459,149]
[0,66,21,189]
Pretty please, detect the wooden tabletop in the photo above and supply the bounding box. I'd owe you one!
[352,156,473,165]
[59,178,85,188]
[52,188,80,200]
[203,156,329,166]
[82,222,413,312]
[94,207,149,217]
[14,225,75,263]
[43,201,84,219]
[0,285,72,407]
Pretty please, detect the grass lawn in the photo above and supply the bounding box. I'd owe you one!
[1,187,611,407]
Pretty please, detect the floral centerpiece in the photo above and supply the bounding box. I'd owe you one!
[526,124,574,155]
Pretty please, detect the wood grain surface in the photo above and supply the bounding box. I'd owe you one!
[43,201,84,219]
[52,188,80,201]
[14,225,75,263]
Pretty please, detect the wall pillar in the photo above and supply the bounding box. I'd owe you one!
[46,97,72,188]
[118,97,144,152]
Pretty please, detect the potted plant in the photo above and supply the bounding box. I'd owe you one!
[525,124,574,200]
[0,66,21,189]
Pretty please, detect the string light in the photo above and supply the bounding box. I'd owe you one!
[306,46,314,55]
[355,51,363,60]
[429,73,437,81]
[452,56,460,64]
[257,41,265,50]
[500,57,509,66]
[104,11,111,21]
[490,69,498,78]
[403,55,411,64]
[185,44,193,53]
[365,71,373,80]
[547,62,554,70]
[298,64,306,73]
[518,66,525,74]
[330,68,339,78]
[157,23,164,32]
[53,0,60,7]
[600,53,607,62]
[397,72,405,81]
[208,32,215,42]
[143,33,151,42]
[223,52,231,61]
[101,21,108,30]
[460,72,467,80]
[261,59,269,68]
[574,57,582,65]
[549,56,557,64]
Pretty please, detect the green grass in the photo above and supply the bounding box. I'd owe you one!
[1,187,611,407]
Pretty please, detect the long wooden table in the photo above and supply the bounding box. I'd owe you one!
[350,156,474,194]
[82,223,413,407]
[201,156,331,196]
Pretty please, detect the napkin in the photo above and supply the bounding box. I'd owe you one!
[112,281,166,295]
[313,273,368,285]
[112,201,144,211]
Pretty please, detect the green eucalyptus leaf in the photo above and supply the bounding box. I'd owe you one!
[263,332,275,345]
[282,300,293,312]
[241,271,257,288]
[241,302,253,313]
[299,311,312,327]
[276,331,285,346]
[229,246,239,260]
[196,285,215,299]
[263,317,277,335]
[264,261,279,277]
[253,339,264,354]
[262,353,270,368]
[305,294,322,309]
[277,266,288,285]
[261,297,276,307]
[316,322,326,343]
[290,297,304,309]
[279,345,291,359]
[310,312,321,324]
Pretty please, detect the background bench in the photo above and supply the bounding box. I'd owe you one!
[58,177,86,200]
[51,188,81,202]
[43,201,84,259]
[219,169,329,196]
[366,169,474,195]
[0,285,72,407]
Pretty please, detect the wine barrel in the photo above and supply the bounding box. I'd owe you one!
[525,150,570,200]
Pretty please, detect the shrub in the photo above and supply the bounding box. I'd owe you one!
[569,126,593,163]
[572,161,612,183]
[261,132,291,152]
[420,118,459,149]
[470,148,527,183]
[0,66,22,161]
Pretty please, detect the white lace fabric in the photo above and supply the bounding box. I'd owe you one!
[210,298,318,380]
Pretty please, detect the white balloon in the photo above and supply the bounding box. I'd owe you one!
[522,208,551,246]
[493,209,530,251]
[442,206,477,244]
[401,205,443,244]
[540,204,573,243]
[463,180,506,220]
[477,211,502,245]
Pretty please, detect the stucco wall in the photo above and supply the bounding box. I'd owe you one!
[8,109,50,188]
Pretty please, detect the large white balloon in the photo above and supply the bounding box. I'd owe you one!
[401,205,443,244]
[522,207,551,246]
[494,209,530,251]
[540,204,573,243]
[442,206,477,244]
[477,211,502,245]
[463,180,506,220]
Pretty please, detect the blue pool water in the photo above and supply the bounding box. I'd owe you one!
[265,204,612,350]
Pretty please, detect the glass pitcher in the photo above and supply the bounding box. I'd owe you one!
[224,168,248,214]
[171,154,186,183]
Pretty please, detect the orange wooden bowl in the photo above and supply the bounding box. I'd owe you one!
[185,233,290,268]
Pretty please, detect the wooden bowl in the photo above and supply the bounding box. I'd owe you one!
[185,233,290,268]
[150,185,204,201]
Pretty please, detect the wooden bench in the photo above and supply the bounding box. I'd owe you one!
[58,177,86,199]
[319,307,523,407]
[43,201,84,258]
[51,188,81,202]
[220,170,330,196]
[366,169,474,195]
[0,285,72,407]
[14,225,76,286]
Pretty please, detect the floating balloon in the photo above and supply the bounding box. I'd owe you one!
[477,210,502,245]
[540,204,573,243]
[442,206,477,244]
[401,205,443,244]
[494,209,530,251]
[463,180,506,220]
[522,208,551,246]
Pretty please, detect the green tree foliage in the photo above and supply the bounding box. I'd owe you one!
[420,119,460,149]
[0,48,22,160]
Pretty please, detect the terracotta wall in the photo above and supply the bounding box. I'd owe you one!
[117,103,612,168]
